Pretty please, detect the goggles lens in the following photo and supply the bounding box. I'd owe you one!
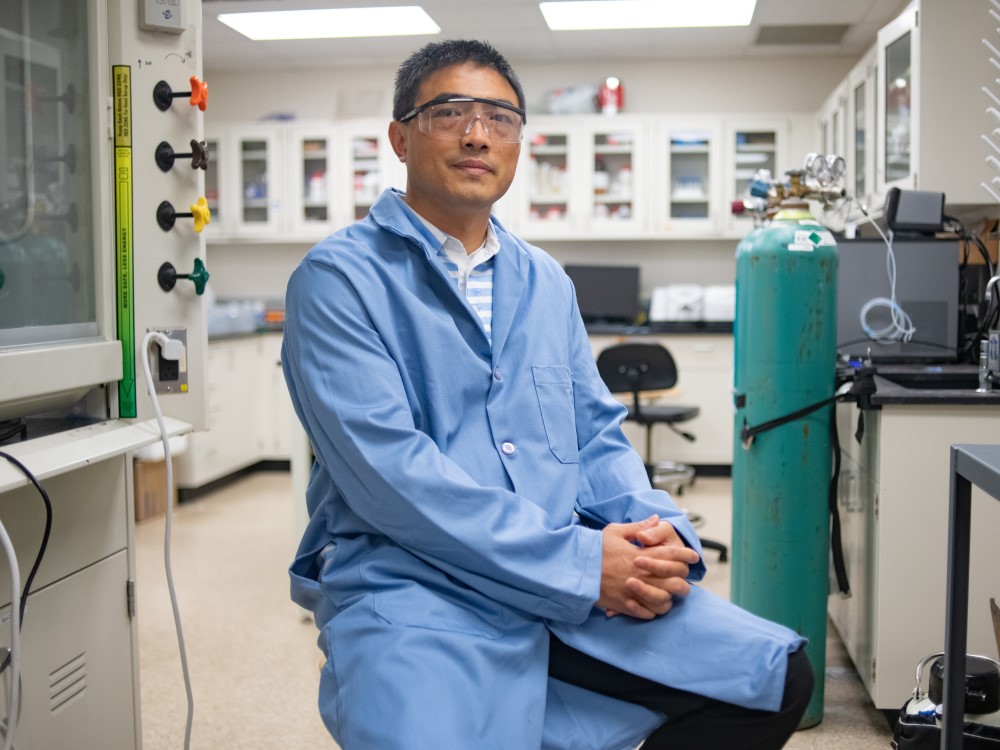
[406,97,524,143]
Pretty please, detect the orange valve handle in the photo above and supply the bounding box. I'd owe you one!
[156,197,211,233]
[153,75,209,112]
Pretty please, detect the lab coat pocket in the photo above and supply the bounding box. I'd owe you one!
[371,584,504,639]
[532,365,580,464]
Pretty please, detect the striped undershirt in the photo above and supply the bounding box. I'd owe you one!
[412,213,500,346]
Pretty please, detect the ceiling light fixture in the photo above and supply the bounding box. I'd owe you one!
[217,6,441,41]
[539,0,756,31]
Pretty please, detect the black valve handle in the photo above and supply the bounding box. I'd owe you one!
[153,76,208,112]
[156,140,209,172]
[158,259,209,295]
[35,203,78,232]
[156,199,210,232]
[36,144,77,173]
[38,83,76,113]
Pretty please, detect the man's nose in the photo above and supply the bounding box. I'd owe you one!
[462,115,491,145]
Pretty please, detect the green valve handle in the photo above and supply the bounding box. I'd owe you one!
[158,258,209,295]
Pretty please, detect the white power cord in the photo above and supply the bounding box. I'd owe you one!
[140,331,194,750]
[849,197,917,343]
[0,520,20,750]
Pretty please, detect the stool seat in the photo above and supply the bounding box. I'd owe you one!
[624,403,700,426]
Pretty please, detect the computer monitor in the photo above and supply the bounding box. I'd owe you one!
[564,264,640,325]
[837,238,959,362]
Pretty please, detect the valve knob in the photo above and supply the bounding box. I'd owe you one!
[36,144,77,173]
[153,75,208,112]
[35,203,79,232]
[158,258,210,296]
[38,83,76,113]
[156,140,209,171]
[157,198,211,233]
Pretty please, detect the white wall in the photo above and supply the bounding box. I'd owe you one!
[205,56,856,121]
[204,56,858,301]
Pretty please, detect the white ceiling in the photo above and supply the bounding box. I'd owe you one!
[201,0,909,72]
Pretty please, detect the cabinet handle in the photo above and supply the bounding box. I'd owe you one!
[693,343,715,353]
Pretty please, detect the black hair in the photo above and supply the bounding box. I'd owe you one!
[392,39,525,122]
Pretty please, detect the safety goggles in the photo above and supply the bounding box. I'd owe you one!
[399,96,527,144]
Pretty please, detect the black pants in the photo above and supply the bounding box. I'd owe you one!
[548,635,814,750]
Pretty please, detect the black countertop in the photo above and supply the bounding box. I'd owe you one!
[586,321,733,336]
[842,363,1000,406]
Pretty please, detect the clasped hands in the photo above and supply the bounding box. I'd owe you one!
[597,515,701,621]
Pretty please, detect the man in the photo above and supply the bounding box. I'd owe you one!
[282,39,812,750]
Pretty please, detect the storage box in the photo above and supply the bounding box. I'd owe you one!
[133,458,177,523]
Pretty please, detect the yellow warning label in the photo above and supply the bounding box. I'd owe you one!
[113,66,131,148]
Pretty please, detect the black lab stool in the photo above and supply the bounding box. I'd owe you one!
[596,342,728,562]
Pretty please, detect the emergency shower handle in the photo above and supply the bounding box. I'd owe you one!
[156,140,209,171]
[157,198,210,233]
[153,75,209,112]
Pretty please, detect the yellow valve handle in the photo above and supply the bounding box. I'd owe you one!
[190,197,211,233]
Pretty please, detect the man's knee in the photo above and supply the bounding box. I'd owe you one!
[782,646,815,715]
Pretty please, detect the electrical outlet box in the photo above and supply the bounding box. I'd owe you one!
[148,327,189,394]
[139,0,185,34]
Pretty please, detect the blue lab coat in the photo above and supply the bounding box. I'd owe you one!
[282,189,805,750]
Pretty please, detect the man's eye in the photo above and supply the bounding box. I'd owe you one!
[491,112,516,126]
[432,106,464,119]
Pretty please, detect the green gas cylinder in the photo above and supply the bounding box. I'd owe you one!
[731,201,838,728]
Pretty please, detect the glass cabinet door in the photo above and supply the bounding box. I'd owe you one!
[522,127,573,235]
[853,81,867,199]
[883,32,911,184]
[286,125,335,237]
[876,5,917,193]
[301,138,330,223]
[654,123,719,236]
[0,9,98,346]
[724,120,785,236]
[204,136,221,230]
[351,134,381,221]
[234,128,279,235]
[589,123,645,235]
[732,130,776,201]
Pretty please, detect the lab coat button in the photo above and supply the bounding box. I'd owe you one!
[501,441,516,455]
[493,368,502,381]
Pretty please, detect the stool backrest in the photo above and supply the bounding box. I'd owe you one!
[596,343,679,410]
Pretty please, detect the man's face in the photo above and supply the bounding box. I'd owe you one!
[390,62,522,218]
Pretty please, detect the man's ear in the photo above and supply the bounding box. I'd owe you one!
[388,120,408,163]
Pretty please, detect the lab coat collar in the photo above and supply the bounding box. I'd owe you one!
[369,188,528,364]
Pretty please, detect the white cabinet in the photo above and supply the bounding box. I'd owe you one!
[338,119,408,226]
[847,48,877,210]
[876,4,918,195]
[176,336,260,487]
[723,120,790,237]
[260,332,297,459]
[828,401,1000,708]
[868,0,988,205]
[818,82,849,165]
[651,121,723,238]
[205,121,405,242]
[517,116,649,240]
[204,124,282,239]
[176,333,300,489]
[590,333,734,466]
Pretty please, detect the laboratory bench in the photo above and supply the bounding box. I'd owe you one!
[829,364,1000,711]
